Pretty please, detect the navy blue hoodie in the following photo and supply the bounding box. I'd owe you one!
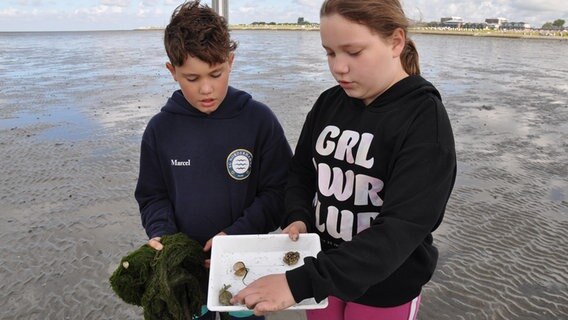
[135,86,292,246]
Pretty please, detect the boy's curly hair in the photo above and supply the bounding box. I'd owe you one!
[164,1,237,67]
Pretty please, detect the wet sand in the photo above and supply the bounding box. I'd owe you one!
[0,31,567,319]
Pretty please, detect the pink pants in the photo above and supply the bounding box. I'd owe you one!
[306,295,421,320]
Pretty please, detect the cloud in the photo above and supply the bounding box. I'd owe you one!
[293,0,322,9]
[14,0,44,5]
[402,0,566,26]
[0,8,19,16]
[511,0,568,12]
[0,0,565,32]
[74,5,125,16]
[136,5,166,18]
[238,6,254,13]
[140,0,160,7]
[100,0,131,7]
[137,7,152,17]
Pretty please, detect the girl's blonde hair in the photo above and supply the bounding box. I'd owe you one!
[321,0,420,75]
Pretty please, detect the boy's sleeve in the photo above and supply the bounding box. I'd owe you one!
[223,112,293,235]
[134,127,178,239]
[282,110,317,231]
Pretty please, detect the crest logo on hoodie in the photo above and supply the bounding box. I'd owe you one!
[227,149,253,180]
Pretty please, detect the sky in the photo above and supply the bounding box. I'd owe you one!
[0,0,567,32]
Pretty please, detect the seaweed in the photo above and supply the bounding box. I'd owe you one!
[110,233,207,320]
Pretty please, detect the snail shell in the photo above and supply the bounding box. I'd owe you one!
[219,284,233,306]
[233,261,248,277]
[283,251,300,266]
[233,261,245,272]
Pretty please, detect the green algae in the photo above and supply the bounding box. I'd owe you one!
[110,233,207,319]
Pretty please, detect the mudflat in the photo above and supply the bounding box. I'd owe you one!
[0,30,566,319]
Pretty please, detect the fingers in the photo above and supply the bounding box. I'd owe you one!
[232,291,270,316]
[231,287,250,305]
[288,225,300,241]
[231,294,276,316]
[231,282,261,306]
[203,238,213,252]
[254,301,278,316]
[249,302,270,316]
[231,274,294,315]
[282,221,307,241]
[243,293,264,310]
[204,232,227,267]
[204,231,226,253]
[148,237,163,250]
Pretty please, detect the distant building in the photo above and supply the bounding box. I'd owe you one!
[502,22,531,30]
[212,0,229,24]
[298,17,305,24]
[441,17,464,28]
[441,17,462,24]
[463,22,488,29]
[485,17,508,29]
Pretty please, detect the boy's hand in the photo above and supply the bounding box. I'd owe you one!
[203,231,227,268]
[148,237,163,250]
[282,221,307,241]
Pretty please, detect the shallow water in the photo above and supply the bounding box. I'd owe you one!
[0,30,567,319]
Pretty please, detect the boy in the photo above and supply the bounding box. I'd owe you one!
[134,1,292,319]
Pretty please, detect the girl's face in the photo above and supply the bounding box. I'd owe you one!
[320,13,408,105]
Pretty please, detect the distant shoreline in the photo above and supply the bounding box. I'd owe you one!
[409,28,568,41]
[229,24,319,31]
[2,26,566,41]
[224,25,568,41]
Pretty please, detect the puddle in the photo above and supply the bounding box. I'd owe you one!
[0,107,99,141]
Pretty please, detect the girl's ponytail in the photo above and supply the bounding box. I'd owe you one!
[401,38,420,75]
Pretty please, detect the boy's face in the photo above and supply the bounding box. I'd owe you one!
[166,54,234,114]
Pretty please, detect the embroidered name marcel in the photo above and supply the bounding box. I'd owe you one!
[171,159,191,166]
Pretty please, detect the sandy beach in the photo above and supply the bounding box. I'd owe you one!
[0,30,567,319]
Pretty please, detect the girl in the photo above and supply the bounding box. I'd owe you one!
[232,0,456,319]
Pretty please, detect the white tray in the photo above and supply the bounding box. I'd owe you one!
[207,233,328,312]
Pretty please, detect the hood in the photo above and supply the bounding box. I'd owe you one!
[161,86,252,119]
[365,75,442,109]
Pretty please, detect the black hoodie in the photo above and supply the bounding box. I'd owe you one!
[284,75,456,307]
[135,86,292,246]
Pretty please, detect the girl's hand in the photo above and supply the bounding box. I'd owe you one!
[203,231,227,268]
[230,274,295,315]
[148,237,163,250]
[282,221,307,241]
